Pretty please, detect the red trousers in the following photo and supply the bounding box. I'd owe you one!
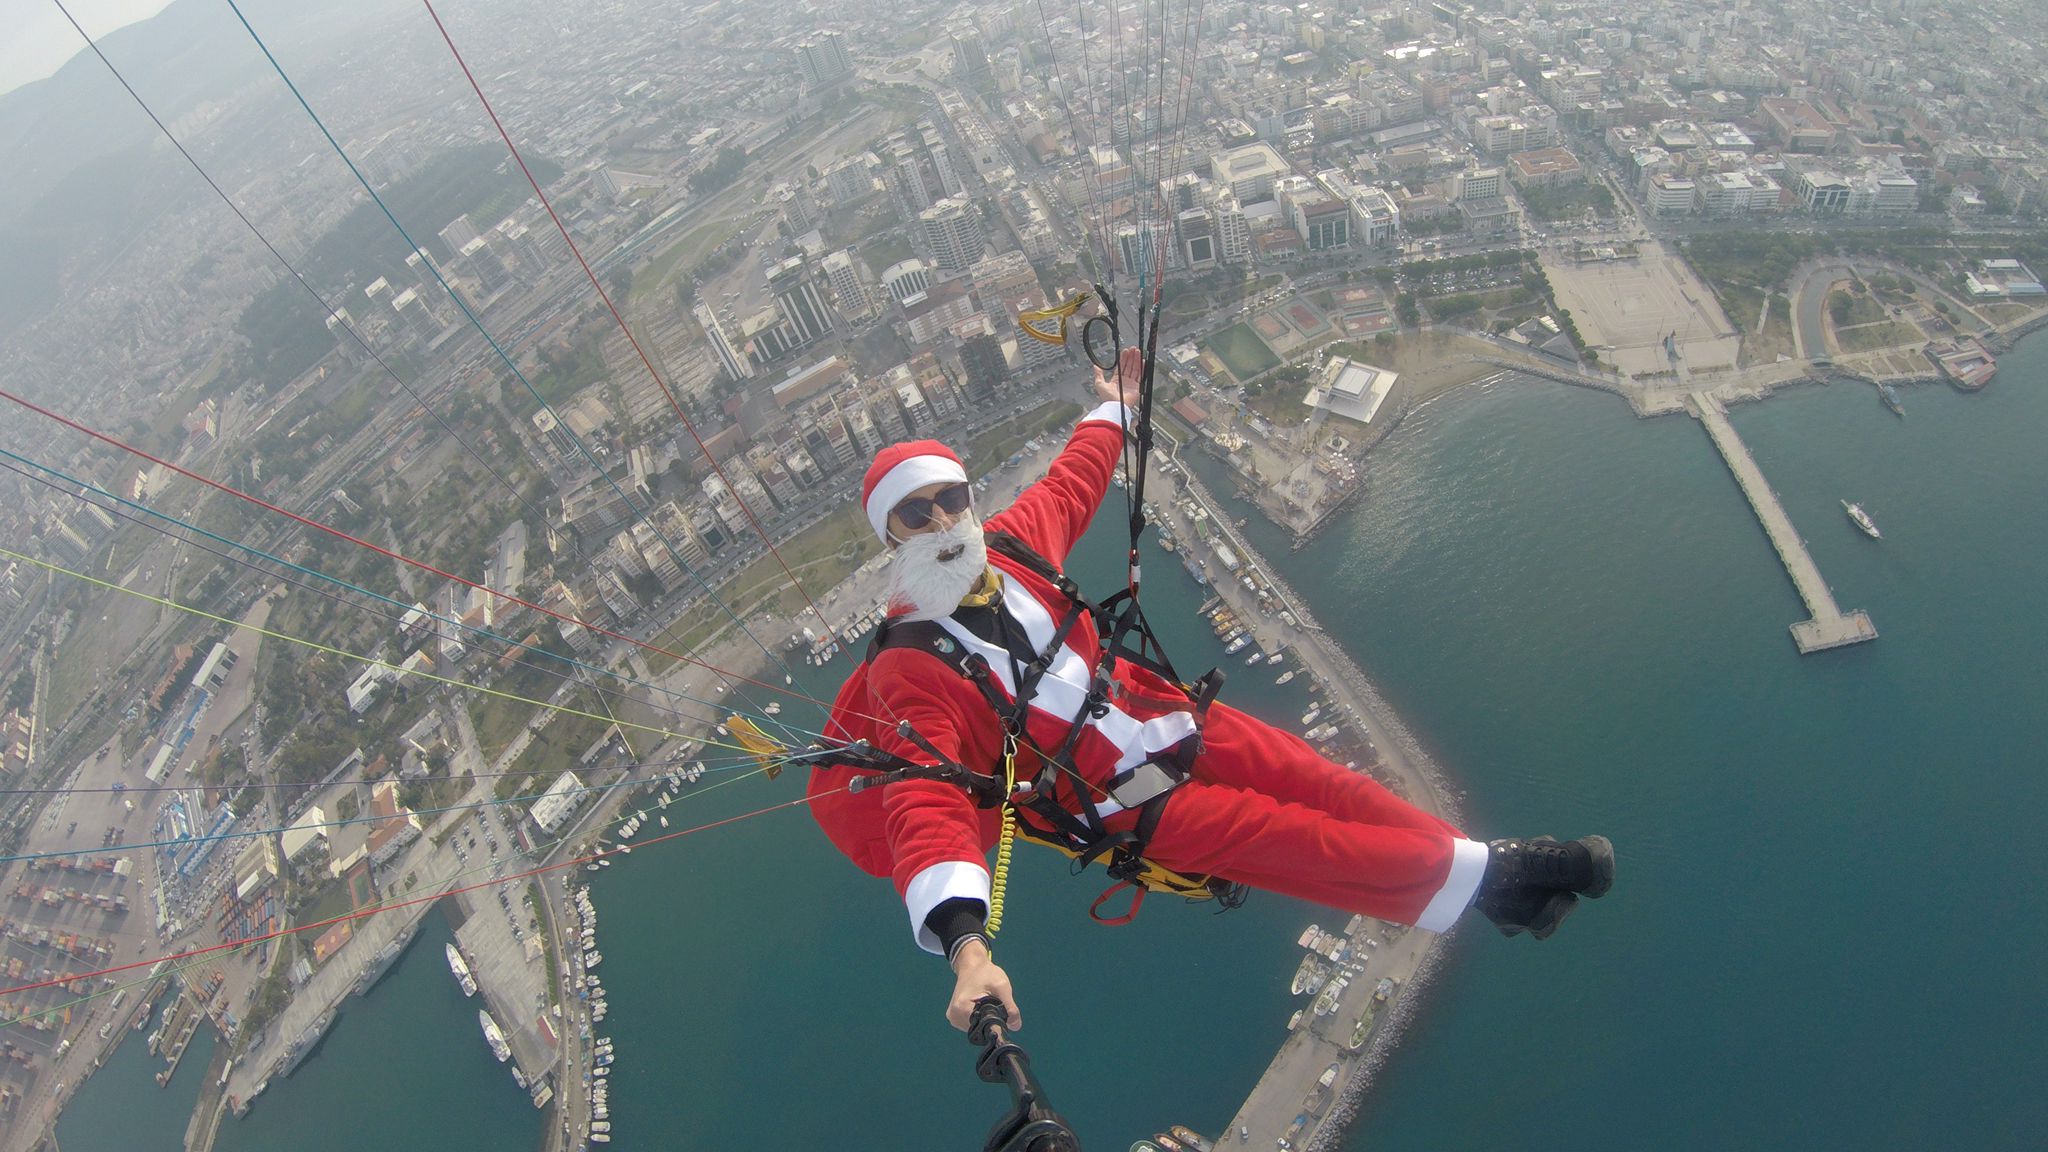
[1115,701,1478,929]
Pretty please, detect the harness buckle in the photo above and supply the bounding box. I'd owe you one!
[1105,760,1182,809]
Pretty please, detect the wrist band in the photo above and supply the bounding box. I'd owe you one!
[946,932,990,965]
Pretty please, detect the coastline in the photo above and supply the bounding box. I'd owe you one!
[117,308,2048,1152]
[1145,439,1464,1149]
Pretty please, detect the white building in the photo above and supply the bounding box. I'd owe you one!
[1350,186,1402,246]
[882,259,932,305]
[1644,175,1697,216]
[918,197,987,274]
[529,771,588,835]
[821,251,871,321]
[1304,357,1399,425]
[1209,142,1292,204]
[795,31,852,87]
[1697,171,1761,216]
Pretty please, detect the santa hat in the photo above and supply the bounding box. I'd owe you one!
[862,440,967,543]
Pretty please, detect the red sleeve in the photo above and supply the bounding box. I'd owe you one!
[866,647,1003,954]
[984,402,1130,567]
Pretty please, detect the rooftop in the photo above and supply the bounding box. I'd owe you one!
[1304,357,1398,426]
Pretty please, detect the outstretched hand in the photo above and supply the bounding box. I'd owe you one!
[1091,344,1145,406]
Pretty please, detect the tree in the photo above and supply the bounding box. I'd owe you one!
[689,145,749,195]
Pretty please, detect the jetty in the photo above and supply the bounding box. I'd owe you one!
[1690,392,1877,654]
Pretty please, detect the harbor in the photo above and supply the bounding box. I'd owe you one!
[1138,439,1464,1151]
[1689,392,1878,654]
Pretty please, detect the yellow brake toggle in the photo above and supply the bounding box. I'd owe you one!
[1016,292,1092,346]
[727,713,788,780]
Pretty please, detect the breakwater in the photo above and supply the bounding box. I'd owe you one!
[1152,445,1467,1149]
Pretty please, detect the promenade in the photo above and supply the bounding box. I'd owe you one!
[1690,393,1877,654]
[1147,446,1461,1151]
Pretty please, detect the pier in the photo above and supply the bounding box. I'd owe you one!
[1690,393,1876,654]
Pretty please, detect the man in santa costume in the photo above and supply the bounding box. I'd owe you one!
[808,350,1613,1032]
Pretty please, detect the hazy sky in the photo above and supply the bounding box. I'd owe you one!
[1,0,178,96]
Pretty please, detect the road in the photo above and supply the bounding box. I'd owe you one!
[1790,260,1860,360]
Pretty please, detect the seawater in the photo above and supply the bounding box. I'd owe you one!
[1315,346,2048,1151]
[59,333,2048,1151]
[207,914,534,1152]
[53,996,216,1151]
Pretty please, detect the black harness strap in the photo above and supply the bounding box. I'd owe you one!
[863,538,1213,878]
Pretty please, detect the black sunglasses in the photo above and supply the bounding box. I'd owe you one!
[892,482,972,531]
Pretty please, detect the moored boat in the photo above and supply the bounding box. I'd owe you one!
[1348,1005,1375,1050]
[479,1010,512,1063]
[446,944,478,997]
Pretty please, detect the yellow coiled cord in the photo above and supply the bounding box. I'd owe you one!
[985,733,1019,941]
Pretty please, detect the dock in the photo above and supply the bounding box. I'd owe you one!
[1690,393,1876,654]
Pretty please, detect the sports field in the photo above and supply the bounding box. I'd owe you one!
[1202,323,1282,380]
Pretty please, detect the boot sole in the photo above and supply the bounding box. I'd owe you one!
[1578,835,1615,900]
[1526,891,1578,941]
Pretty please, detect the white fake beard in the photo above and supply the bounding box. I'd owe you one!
[887,514,989,622]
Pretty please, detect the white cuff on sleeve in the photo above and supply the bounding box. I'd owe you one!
[1079,400,1132,428]
[904,860,993,955]
[1415,837,1489,933]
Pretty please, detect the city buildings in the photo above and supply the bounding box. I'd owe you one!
[768,257,835,347]
[795,31,852,89]
[918,196,988,274]
[1210,142,1292,205]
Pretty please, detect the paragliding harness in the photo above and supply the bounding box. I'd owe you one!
[848,529,1246,924]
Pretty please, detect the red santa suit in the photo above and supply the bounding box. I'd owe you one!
[808,401,1488,954]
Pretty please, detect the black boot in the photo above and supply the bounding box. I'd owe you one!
[1475,836,1614,939]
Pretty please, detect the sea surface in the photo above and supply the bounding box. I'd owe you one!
[58,332,2048,1150]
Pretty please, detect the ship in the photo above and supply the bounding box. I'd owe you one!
[1169,1125,1215,1152]
[479,1010,512,1063]
[1223,635,1251,654]
[355,929,410,997]
[1876,380,1905,417]
[1275,670,1296,685]
[280,1012,334,1078]
[446,944,478,997]
[1842,500,1881,539]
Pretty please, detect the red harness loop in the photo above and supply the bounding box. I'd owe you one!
[1088,881,1147,926]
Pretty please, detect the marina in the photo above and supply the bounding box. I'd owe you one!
[1691,393,1878,654]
